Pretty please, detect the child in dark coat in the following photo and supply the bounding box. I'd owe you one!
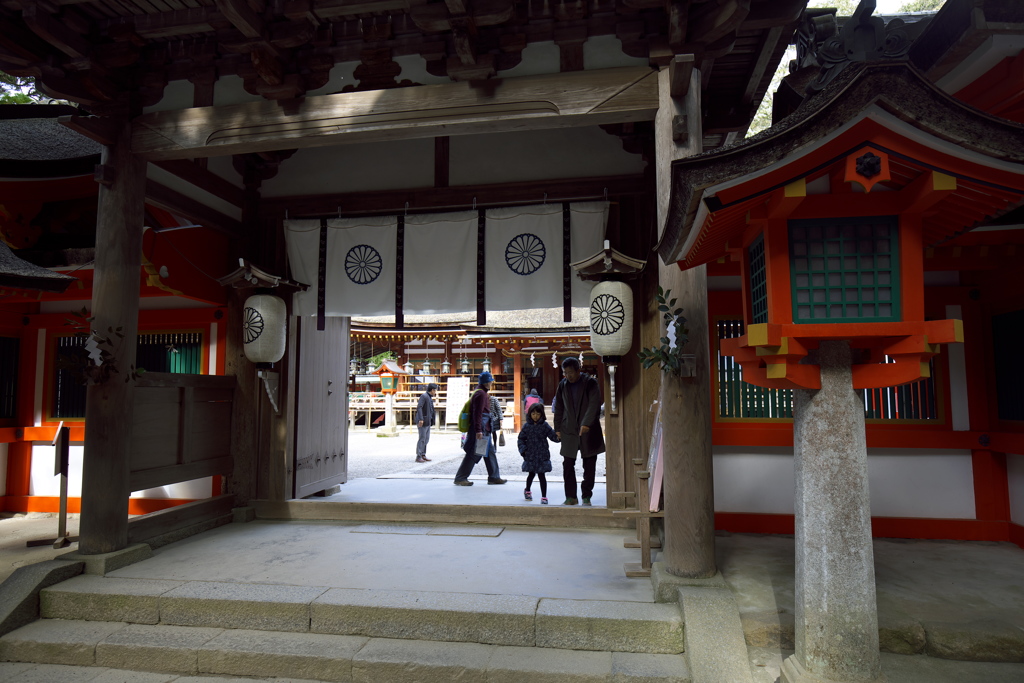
[518,403,559,504]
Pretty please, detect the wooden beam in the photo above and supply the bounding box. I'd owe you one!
[145,179,244,238]
[263,174,647,217]
[22,2,92,60]
[58,114,121,146]
[215,0,264,39]
[133,66,659,160]
[131,8,219,40]
[410,0,514,32]
[127,494,235,545]
[668,54,694,99]
[152,159,246,208]
[282,0,411,22]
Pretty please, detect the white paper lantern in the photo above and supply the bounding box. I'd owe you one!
[243,294,286,365]
[589,280,633,359]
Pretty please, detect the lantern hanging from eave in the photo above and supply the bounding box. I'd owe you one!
[589,280,633,361]
[243,294,286,366]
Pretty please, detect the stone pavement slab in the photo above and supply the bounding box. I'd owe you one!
[718,533,1024,663]
[350,637,494,683]
[311,587,538,645]
[0,618,125,666]
[94,623,223,674]
[678,586,752,683]
[748,647,1024,683]
[198,629,368,682]
[536,598,684,653]
[105,521,654,603]
[41,575,183,624]
[160,580,328,632]
[487,644,611,683]
[610,652,691,683]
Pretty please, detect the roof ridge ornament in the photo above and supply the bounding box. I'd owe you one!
[796,0,914,94]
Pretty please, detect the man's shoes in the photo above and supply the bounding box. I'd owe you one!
[488,478,507,485]
[582,498,592,506]
[563,498,578,505]
[415,457,427,463]
[422,456,431,461]
[454,480,473,486]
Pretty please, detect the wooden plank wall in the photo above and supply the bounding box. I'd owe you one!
[129,373,236,491]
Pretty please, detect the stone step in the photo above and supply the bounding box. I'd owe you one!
[251,499,633,530]
[39,575,685,654]
[0,619,691,683]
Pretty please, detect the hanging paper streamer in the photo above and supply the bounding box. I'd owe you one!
[551,352,557,368]
[579,352,584,365]
[530,352,535,368]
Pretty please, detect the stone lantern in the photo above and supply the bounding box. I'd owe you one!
[373,360,408,438]
[659,52,1024,683]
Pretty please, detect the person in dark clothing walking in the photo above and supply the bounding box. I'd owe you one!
[552,357,604,506]
[453,371,507,486]
[414,383,438,463]
[518,403,558,504]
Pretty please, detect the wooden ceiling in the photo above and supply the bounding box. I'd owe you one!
[0,0,806,148]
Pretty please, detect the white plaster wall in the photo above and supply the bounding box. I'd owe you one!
[712,446,977,519]
[713,447,795,514]
[30,443,83,496]
[0,442,7,496]
[132,477,213,500]
[1009,452,1024,525]
[28,443,212,500]
[261,137,435,197]
[450,127,646,186]
[867,449,975,519]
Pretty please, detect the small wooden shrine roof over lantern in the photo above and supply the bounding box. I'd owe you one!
[660,59,1024,391]
[571,240,647,282]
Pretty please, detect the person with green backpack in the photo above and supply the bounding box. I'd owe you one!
[453,371,507,486]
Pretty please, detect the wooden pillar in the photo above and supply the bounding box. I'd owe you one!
[654,57,715,577]
[513,350,523,431]
[659,260,716,577]
[79,120,146,555]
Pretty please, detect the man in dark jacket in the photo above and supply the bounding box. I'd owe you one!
[553,357,604,506]
[414,383,438,463]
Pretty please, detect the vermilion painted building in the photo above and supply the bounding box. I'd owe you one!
[0,105,230,516]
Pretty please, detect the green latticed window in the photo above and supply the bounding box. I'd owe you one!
[717,319,936,421]
[717,320,793,419]
[748,234,768,325]
[52,332,204,419]
[790,217,900,323]
[136,332,203,374]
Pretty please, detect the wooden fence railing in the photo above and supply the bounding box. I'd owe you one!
[126,372,236,545]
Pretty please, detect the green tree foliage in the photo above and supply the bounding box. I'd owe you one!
[898,0,945,10]
[0,72,36,103]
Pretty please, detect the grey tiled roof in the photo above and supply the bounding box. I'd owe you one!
[354,307,590,332]
[0,241,76,292]
[0,115,100,162]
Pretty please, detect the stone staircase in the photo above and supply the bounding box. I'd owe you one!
[0,574,693,682]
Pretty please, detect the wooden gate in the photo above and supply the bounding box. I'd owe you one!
[293,315,349,498]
